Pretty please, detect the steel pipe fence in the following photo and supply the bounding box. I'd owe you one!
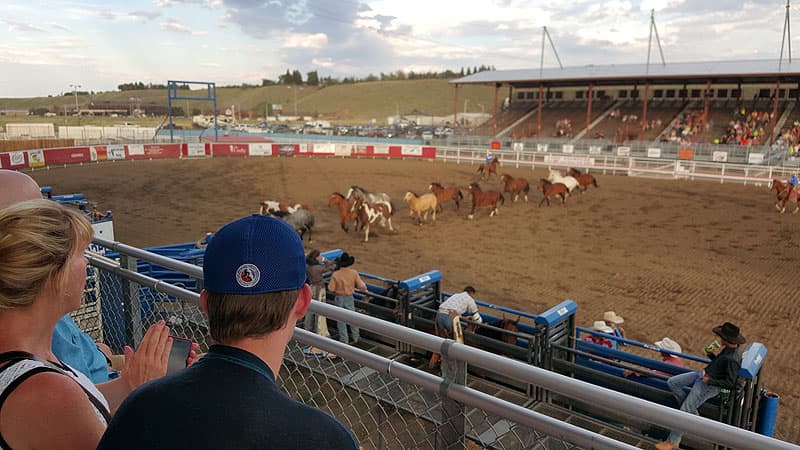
[80,244,798,450]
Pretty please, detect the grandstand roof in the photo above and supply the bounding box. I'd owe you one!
[450,59,800,87]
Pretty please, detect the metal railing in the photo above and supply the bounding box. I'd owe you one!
[79,238,799,450]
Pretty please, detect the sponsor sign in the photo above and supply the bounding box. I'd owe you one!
[748,153,765,164]
[536,143,549,153]
[544,155,594,167]
[28,150,45,167]
[249,143,272,156]
[127,144,144,156]
[312,143,334,154]
[10,151,25,166]
[278,144,295,156]
[490,141,501,150]
[712,151,728,162]
[186,143,206,156]
[141,144,181,158]
[373,145,389,155]
[678,148,694,160]
[403,145,422,156]
[561,144,574,154]
[43,147,93,165]
[512,142,524,152]
[588,145,602,155]
[647,147,662,158]
[89,146,99,161]
[616,146,631,157]
[335,144,352,156]
[108,145,126,160]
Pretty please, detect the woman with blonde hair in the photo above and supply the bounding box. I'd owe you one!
[0,199,171,449]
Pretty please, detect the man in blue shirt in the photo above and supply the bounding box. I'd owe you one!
[99,215,359,449]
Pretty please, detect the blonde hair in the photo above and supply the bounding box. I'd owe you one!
[0,199,93,310]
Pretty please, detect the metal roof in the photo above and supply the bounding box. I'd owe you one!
[450,59,800,87]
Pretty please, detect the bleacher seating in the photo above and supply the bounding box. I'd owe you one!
[509,99,614,139]
[471,102,535,136]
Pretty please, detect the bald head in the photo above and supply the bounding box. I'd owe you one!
[0,170,41,209]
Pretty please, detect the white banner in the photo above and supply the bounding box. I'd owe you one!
[373,145,389,155]
[403,145,422,156]
[311,143,334,154]
[186,143,206,157]
[89,147,98,161]
[589,145,602,155]
[10,151,25,166]
[748,153,764,164]
[246,143,269,156]
[712,151,728,162]
[537,143,549,153]
[28,149,44,166]
[616,146,631,156]
[647,148,662,158]
[335,144,352,156]
[512,142,524,152]
[544,155,594,167]
[108,145,126,160]
[127,144,144,156]
[562,144,574,154]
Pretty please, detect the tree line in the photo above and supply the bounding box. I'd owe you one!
[261,65,496,87]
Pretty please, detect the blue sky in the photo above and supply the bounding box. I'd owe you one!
[0,0,794,97]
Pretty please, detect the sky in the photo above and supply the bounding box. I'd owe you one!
[0,0,796,97]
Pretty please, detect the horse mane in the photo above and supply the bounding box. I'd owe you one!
[570,167,582,175]
[469,182,481,190]
[331,192,345,199]
[430,182,443,188]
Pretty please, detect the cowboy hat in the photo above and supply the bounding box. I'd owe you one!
[603,311,624,324]
[590,321,614,334]
[654,337,682,354]
[338,252,356,268]
[712,322,745,344]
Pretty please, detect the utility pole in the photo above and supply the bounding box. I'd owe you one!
[69,83,81,114]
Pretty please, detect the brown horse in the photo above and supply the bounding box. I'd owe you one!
[499,173,530,202]
[328,192,362,232]
[429,182,463,211]
[429,313,521,368]
[467,183,504,218]
[770,178,787,194]
[477,156,500,180]
[567,168,599,192]
[775,186,800,214]
[537,179,568,207]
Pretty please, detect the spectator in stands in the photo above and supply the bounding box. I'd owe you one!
[98,215,359,450]
[603,311,626,341]
[581,321,614,348]
[623,337,684,378]
[0,170,175,404]
[303,249,336,357]
[436,286,482,334]
[328,252,367,345]
[0,199,171,449]
[656,322,745,450]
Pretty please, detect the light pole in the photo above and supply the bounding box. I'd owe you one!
[69,83,81,114]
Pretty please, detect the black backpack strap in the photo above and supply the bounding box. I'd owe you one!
[0,350,112,423]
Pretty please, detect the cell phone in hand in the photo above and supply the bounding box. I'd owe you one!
[167,336,192,374]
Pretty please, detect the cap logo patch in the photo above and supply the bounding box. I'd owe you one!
[235,264,260,288]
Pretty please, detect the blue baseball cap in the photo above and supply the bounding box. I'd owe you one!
[791,175,799,185]
[203,215,306,294]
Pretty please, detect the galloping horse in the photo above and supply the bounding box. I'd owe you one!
[567,168,599,192]
[271,209,315,243]
[346,185,394,214]
[403,191,438,224]
[428,182,463,211]
[467,183,504,219]
[259,200,307,215]
[775,185,800,214]
[537,179,568,207]
[770,178,787,195]
[546,169,580,193]
[353,197,395,242]
[477,156,500,180]
[499,174,530,202]
[328,192,361,232]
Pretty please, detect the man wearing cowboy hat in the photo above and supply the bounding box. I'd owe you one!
[656,322,745,450]
[328,252,366,345]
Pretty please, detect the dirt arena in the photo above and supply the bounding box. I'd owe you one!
[28,156,799,444]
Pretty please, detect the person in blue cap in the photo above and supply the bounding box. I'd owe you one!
[776,174,799,214]
[99,215,359,450]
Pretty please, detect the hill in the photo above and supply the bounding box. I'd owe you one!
[0,79,496,125]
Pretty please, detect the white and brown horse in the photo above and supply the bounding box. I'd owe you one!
[546,169,579,193]
[259,200,308,215]
[353,198,395,242]
[346,185,394,214]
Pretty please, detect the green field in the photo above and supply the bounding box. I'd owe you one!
[0,79,495,127]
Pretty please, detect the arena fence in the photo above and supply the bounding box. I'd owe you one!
[77,239,798,450]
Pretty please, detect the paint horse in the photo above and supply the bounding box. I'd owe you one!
[259,200,307,215]
[477,156,500,180]
[567,168,599,192]
[353,197,395,242]
[346,185,394,214]
[499,174,530,202]
[467,183,504,219]
[428,182,463,211]
[403,191,438,225]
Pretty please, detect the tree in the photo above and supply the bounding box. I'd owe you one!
[29,107,50,116]
[170,106,185,117]
[306,71,319,86]
[261,78,276,86]
[291,70,303,84]
[466,67,472,75]
[460,67,465,76]
[191,108,201,116]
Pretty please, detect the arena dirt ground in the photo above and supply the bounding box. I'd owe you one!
[28,156,799,444]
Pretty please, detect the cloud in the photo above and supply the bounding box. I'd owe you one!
[282,32,328,49]
[3,19,45,32]
[130,10,162,21]
[160,18,192,33]
[200,62,220,67]
[49,22,73,32]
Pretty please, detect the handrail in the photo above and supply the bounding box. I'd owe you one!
[576,326,709,364]
[93,236,203,279]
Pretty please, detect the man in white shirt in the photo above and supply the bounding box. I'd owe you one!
[436,286,481,333]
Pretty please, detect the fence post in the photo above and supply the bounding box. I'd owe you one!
[438,346,467,450]
[120,255,143,347]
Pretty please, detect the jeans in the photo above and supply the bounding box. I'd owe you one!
[665,370,721,445]
[436,312,454,334]
[334,294,359,344]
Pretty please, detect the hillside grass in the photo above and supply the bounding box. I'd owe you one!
[0,79,496,126]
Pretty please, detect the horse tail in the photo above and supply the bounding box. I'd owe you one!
[498,193,505,206]
[457,189,463,200]
[477,164,483,173]
[389,200,397,216]
[592,177,599,188]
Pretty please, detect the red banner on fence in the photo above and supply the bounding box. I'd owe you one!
[211,143,249,157]
[422,146,437,159]
[678,148,694,160]
[272,144,299,156]
[388,145,403,158]
[124,143,181,159]
[0,151,28,169]
[43,147,92,165]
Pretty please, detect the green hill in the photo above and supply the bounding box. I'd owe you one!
[0,79,496,126]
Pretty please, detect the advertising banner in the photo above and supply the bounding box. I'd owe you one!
[248,143,271,156]
[127,144,145,156]
[647,148,662,158]
[678,148,694,160]
[311,143,335,155]
[712,151,728,162]
[89,146,100,161]
[350,145,371,157]
[748,153,764,164]
[28,149,45,167]
[543,155,594,167]
[273,144,296,156]
[561,144,574,154]
[42,147,91,166]
[512,142,524,152]
[616,146,631,156]
[421,146,437,158]
[403,145,422,156]
[373,145,390,155]
[536,143,549,153]
[212,143,249,156]
[588,145,603,155]
[108,144,126,160]
[9,151,26,167]
[186,143,206,157]
[140,144,181,159]
[335,144,352,156]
